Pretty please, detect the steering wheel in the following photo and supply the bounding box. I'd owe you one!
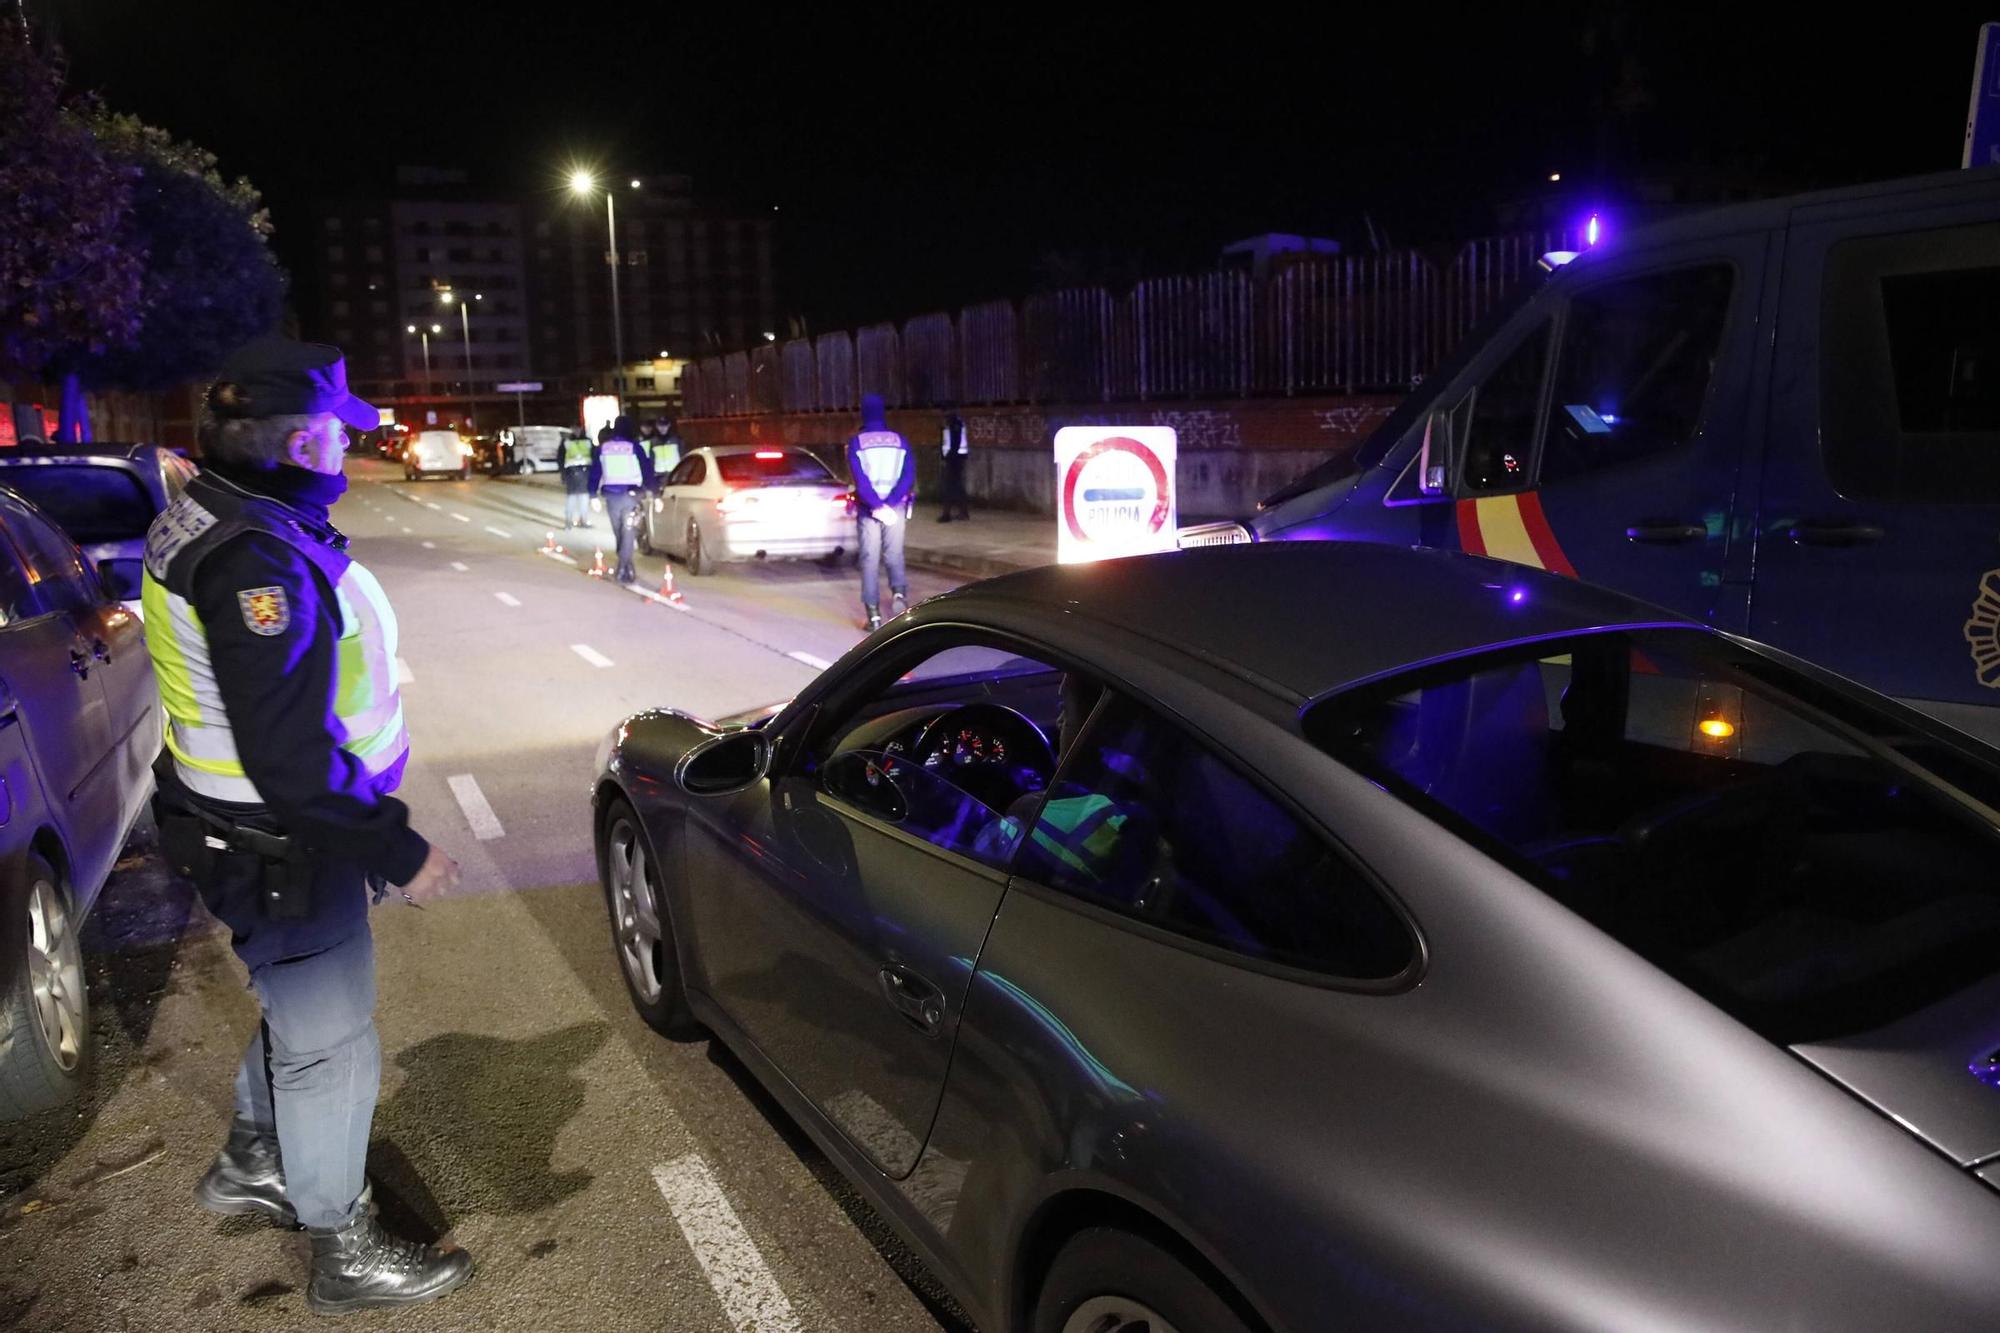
[911,702,1059,809]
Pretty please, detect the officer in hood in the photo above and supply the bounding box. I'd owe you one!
[145,338,472,1315]
[846,393,914,630]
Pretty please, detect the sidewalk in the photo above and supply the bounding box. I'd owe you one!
[898,508,1055,579]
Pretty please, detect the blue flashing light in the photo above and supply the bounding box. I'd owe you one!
[1585,213,1602,247]
[1972,1057,2000,1090]
[1508,588,1528,606]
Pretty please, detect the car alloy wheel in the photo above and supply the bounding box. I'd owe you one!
[686,520,712,575]
[26,877,83,1073]
[1061,1297,1183,1333]
[606,817,665,1005]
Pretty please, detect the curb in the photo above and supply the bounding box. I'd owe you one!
[903,548,1049,581]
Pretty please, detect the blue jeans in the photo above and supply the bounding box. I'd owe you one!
[562,469,591,527]
[858,512,906,612]
[604,489,640,581]
[233,929,380,1231]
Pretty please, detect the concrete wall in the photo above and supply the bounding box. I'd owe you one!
[680,394,1398,519]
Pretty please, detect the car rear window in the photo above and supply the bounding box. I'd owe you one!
[716,450,833,485]
[0,464,156,544]
[1305,629,2000,1044]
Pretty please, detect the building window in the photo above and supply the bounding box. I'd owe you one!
[326,245,345,262]
[330,273,349,289]
[363,216,382,233]
[331,300,351,316]
[364,244,384,262]
[636,376,656,390]
[448,248,471,263]
[323,217,342,234]
[415,246,431,262]
[369,300,389,316]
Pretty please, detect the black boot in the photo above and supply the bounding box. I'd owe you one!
[864,604,881,631]
[193,1117,292,1225]
[306,1214,474,1316]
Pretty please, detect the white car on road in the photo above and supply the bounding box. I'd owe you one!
[645,445,852,575]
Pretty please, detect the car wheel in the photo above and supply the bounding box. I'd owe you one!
[0,856,90,1118]
[1033,1228,1255,1333]
[687,520,715,576]
[517,458,536,475]
[600,801,702,1039]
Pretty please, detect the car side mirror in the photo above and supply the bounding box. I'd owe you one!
[98,557,144,601]
[675,730,772,797]
[1419,396,1471,496]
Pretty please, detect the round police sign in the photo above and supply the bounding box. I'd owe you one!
[1053,426,1178,564]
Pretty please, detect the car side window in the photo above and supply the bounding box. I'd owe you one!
[811,639,1078,871]
[1015,692,1414,979]
[0,527,40,626]
[1821,223,2000,502]
[1538,265,1735,484]
[670,456,706,487]
[1457,321,1550,494]
[0,503,98,614]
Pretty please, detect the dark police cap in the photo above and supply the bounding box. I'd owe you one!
[209,337,379,431]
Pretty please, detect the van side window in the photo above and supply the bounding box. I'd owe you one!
[1539,265,1734,484]
[1458,323,1549,494]
[1823,224,2000,502]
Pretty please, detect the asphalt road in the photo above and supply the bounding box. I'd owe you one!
[0,459,969,1331]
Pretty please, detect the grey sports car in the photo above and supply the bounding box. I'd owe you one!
[591,543,2000,1332]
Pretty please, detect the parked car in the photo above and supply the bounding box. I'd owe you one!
[1228,165,2000,748]
[0,487,160,1118]
[593,543,2000,1332]
[403,429,472,481]
[0,444,197,612]
[643,444,851,574]
[502,425,568,474]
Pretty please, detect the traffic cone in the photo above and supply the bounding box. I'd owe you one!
[657,566,684,606]
[542,529,559,555]
[588,547,607,579]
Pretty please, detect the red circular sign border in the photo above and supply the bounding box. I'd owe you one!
[1061,436,1172,545]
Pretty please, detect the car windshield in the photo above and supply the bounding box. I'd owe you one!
[0,463,156,544]
[1305,629,2000,1045]
[716,450,833,485]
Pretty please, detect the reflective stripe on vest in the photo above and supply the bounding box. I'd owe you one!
[599,439,642,487]
[562,437,593,467]
[143,509,409,805]
[853,431,907,497]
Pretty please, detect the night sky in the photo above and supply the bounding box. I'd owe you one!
[48,2,2000,332]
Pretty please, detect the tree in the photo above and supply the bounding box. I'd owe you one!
[0,31,142,386]
[79,111,286,392]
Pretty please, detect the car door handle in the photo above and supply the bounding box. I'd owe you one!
[877,964,945,1036]
[1624,521,1707,544]
[1786,519,1884,547]
[68,649,90,680]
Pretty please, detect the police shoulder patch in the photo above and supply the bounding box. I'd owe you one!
[237,586,290,636]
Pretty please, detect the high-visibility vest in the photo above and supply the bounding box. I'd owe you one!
[562,436,593,468]
[141,475,408,806]
[651,439,681,474]
[599,438,643,487]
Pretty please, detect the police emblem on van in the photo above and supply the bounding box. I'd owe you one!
[1965,570,2000,688]
[238,586,290,636]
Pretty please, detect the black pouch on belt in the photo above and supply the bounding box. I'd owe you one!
[228,824,313,921]
[157,814,217,883]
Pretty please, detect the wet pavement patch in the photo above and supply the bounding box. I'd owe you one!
[527,1237,559,1259]
[239,1280,294,1307]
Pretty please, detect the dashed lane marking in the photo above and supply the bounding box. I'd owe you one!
[446,774,505,841]
[421,541,437,550]
[483,525,511,539]
[570,643,614,668]
[424,502,442,510]
[786,651,832,670]
[538,548,578,566]
[396,657,414,685]
[450,512,470,523]
[450,561,469,572]
[651,1156,802,1333]
[494,592,521,608]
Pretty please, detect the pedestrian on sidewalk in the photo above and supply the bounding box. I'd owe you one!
[847,392,913,630]
[937,407,971,522]
[146,338,472,1315]
[560,425,593,529]
[590,414,654,584]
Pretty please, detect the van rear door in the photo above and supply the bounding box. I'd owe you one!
[1749,178,2000,743]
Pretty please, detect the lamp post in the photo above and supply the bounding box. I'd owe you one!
[440,289,482,432]
[406,323,442,400]
[569,170,633,404]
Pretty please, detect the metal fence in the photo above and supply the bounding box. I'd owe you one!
[682,229,1575,417]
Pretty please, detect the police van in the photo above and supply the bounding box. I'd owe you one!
[1218,166,2000,743]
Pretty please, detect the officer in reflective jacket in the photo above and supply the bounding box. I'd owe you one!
[145,338,473,1316]
[560,426,594,529]
[589,414,654,584]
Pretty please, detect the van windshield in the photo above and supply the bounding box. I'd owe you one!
[1306,629,2000,1045]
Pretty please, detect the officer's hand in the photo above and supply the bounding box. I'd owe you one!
[591,497,604,513]
[402,844,461,904]
[653,497,664,512]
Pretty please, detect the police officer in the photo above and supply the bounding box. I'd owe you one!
[846,393,913,630]
[560,425,593,529]
[146,338,472,1316]
[589,414,654,583]
[937,407,971,522]
[648,417,683,485]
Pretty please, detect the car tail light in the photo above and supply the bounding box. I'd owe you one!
[754,449,785,459]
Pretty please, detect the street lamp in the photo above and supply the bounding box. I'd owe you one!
[440,289,483,432]
[568,170,636,402]
[406,323,442,398]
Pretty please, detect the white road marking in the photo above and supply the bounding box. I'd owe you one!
[538,548,578,566]
[424,502,442,510]
[446,774,505,841]
[450,561,469,572]
[450,512,470,523]
[570,643,614,668]
[494,591,521,607]
[400,525,413,534]
[483,525,511,539]
[421,540,437,549]
[787,651,832,670]
[619,582,691,614]
[395,657,415,685]
[651,1157,801,1333]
